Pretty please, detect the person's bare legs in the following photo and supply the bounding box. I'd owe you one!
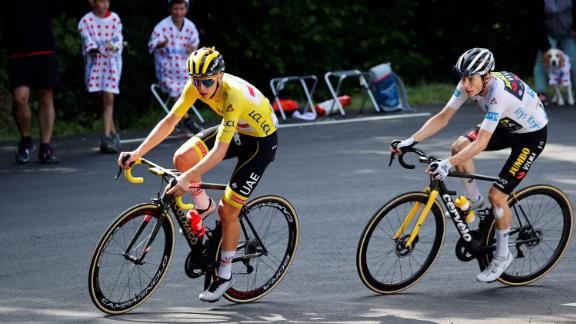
[102,92,116,136]
[12,86,32,138]
[37,88,55,144]
[451,136,482,203]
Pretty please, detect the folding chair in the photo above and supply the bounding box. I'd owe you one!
[324,70,381,116]
[269,75,318,121]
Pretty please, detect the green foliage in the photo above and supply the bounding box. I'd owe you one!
[0,1,542,139]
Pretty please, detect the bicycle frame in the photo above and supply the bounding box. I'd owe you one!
[392,150,535,253]
[119,157,269,268]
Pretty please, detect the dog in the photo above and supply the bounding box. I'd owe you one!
[544,48,574,106]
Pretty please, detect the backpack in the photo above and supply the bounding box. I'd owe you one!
[369,63,402,112]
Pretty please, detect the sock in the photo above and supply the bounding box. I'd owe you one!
[217,250,235,280]
[191,189,210,210]
[462,178,481,202]
[494,227,510,260]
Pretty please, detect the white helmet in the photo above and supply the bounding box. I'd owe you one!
[454,48,495,77]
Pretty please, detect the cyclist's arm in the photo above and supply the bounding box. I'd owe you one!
[132,112,182,158]
[130,86,197,158]
[447,128,492,166]
[411,105,457,142]
[411,83,467,142]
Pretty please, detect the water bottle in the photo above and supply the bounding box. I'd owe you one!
[187,210,206,237]
[455,196,476,224]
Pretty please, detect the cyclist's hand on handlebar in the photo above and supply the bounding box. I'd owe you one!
[426,159,452,180]
[166,173,190,197]
[390,137,418,155]
[118,151,140,170]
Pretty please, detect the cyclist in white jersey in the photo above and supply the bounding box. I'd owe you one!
[390,48,548,283]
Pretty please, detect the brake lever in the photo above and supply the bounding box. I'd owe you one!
[388,153,395,167]
[114,153,135,180]
[115,166,122,180]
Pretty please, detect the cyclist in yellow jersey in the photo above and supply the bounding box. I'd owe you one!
[118,47,278,302]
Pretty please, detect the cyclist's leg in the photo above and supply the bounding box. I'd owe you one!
[451,126,484,204]
[200,133,277,302]
[478,127,547,282]
[173,125,238,210]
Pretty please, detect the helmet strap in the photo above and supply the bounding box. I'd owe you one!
[474,75,489,97]
[209,79,221,99]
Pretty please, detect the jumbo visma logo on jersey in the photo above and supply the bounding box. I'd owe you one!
[492,71,525,101]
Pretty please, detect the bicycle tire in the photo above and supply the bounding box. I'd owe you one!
[214,195,299,303]
[356,191,445,294]
[88,203,175,314]
[480,185,573,285]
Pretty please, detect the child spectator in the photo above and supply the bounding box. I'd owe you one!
[148,0,201,132]
[149,0,200,101]
[78,0,123,153]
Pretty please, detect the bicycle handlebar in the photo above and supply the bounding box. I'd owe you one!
[389,146,437,170]
[115,156,195,210]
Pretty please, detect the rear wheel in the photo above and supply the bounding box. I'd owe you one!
[480,185,573,285]
[356,192,445,294]
[88,203,175,314]
[216,195,299,303]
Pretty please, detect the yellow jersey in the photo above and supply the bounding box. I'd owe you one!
[171,73,278,143]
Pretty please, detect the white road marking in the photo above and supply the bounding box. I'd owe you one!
[119,113,431,145]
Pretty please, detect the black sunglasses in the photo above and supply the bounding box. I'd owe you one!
[192,78,216,88]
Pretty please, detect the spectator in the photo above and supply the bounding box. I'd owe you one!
[6,0,59,164]
[78,0,123,153]
[533,0,576,104]
[148,0,200,131]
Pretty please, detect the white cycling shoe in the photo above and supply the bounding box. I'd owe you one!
[476,253,514,283]
[198,276,234,302]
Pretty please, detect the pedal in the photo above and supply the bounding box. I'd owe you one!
[455,230,481,262]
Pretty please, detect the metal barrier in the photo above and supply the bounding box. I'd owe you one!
[269,75,318,120]
[324,70,380,116]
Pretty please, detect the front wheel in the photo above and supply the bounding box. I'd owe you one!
[356,192,445,294]
[480,185,573,285]
[88,203,175,314]
[217,195,299,303]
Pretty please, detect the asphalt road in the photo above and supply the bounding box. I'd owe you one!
[1,105,575,323]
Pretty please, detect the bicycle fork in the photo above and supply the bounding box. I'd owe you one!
[123,202,170,264]
[394,188,438,247]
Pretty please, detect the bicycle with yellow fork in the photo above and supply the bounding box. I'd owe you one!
[356,146,573,294]
[88,157,299,314]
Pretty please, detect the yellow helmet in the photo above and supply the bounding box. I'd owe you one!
[187,47,225,78]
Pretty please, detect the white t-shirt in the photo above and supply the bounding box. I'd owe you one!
[446,71,548,134]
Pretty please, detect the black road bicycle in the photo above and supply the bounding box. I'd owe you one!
[356,146,573,294]
[88,158,299,314]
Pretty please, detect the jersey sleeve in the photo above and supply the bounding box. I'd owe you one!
[188,21,200,50]
[78,15,97,54]
[110,13,123,54]
[148,21,164,54]
[170,79,198,117]
[445,82,469,110]
[216,92,242,143]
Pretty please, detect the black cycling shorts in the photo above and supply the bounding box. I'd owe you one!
[191,125,278,207]
[7,54,60,90]
[463,125,547,194]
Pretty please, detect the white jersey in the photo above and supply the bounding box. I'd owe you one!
[446,71,548,134]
